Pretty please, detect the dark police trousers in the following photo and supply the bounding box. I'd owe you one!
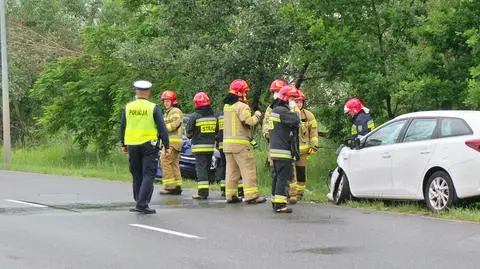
[272,159,293,207]
[128,142,159,209]
[195,153,213,197]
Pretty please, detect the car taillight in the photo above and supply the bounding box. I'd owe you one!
[466,139,480,152]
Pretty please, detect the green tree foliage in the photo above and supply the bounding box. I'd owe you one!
[19,0,480,155]
[1,0,100,145]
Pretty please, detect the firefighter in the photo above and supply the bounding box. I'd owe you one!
[268,85,300,213]
[261,79,298,202]
[294,90,319,200]
[344,98,375,140]
[217,111,244,198]
[223,79,266,204]
[185,92,217,199]
[120,80,170,214]
[159,89,184,195]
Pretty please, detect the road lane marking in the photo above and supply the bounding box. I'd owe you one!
[129,224,205,239]
[5,199,48,208]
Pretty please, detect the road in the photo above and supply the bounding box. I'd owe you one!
[1,170,480,269]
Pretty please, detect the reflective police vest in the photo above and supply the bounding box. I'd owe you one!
[124,99,157,145]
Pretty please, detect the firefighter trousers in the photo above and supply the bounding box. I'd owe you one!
[128,142,159,209]
[225,148,259,201]
[294,154,308,197]
[271,159,297,200]
[161,147,182,189]
[195,153,212,197]
[272,159,293,208]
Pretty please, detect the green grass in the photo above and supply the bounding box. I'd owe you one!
[4,139,480,223]
[0,143,197,189]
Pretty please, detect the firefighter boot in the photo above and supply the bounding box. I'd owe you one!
[274,203,293,214]
[159,186,182,195]
[226,195,242,204]
[245,196,267,204]
[288,182,298,204]
[192,187,209,200]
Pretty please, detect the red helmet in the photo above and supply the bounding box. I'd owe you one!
[269,79,287,93]
[194,92,211,108]
[344,98,364,114]
[278,85,299,102]
[229,79,249,96]
[296,89,306,100]
[161,90,178,104]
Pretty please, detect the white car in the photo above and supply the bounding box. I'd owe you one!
[327,110,480,212]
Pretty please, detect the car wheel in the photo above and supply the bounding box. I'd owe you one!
[333,172,351,205]
[424,170,456,212]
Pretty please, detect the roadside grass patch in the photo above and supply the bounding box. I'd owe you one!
[5,139,480,222]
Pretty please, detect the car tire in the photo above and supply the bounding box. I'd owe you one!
[424,170,456,212]
[333,172,351,205]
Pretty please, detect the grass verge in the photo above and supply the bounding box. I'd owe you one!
[3,140,480,222]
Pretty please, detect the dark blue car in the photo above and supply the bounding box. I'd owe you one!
[156,114,219,180]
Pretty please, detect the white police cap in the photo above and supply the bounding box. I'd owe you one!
[133,80,152,90]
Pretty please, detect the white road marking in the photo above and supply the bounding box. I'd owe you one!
[5,199,48,208]
[129,224,205,239]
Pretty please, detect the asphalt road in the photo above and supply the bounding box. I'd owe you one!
[1,170,480,269]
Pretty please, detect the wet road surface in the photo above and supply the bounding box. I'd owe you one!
[1,170,480,269]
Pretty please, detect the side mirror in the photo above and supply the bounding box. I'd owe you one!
[353,137,361,150]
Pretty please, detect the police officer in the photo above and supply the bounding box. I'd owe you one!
[268,85,300,213]
[159,89,184,195]
[293,90,319,200]
[223,79,266,204]
[120,80,170,214]
[185,92,218,200]
[344,98,375,140]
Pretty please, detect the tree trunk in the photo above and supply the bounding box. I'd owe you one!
[295,62,310,89]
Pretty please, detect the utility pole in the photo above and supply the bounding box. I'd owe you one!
[0,0,11,164]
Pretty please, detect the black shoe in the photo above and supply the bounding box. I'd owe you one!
[226,196,242,204]
[141,207,156,214]
[245,196,267,204]
[129,207,142,213]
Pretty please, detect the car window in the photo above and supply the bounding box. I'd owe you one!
[403,119,437,142]
[364,120,407,148]
[440,118,472,137]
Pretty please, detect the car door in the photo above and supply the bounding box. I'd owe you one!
[348,119,408,197]
[391,118,438,198]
